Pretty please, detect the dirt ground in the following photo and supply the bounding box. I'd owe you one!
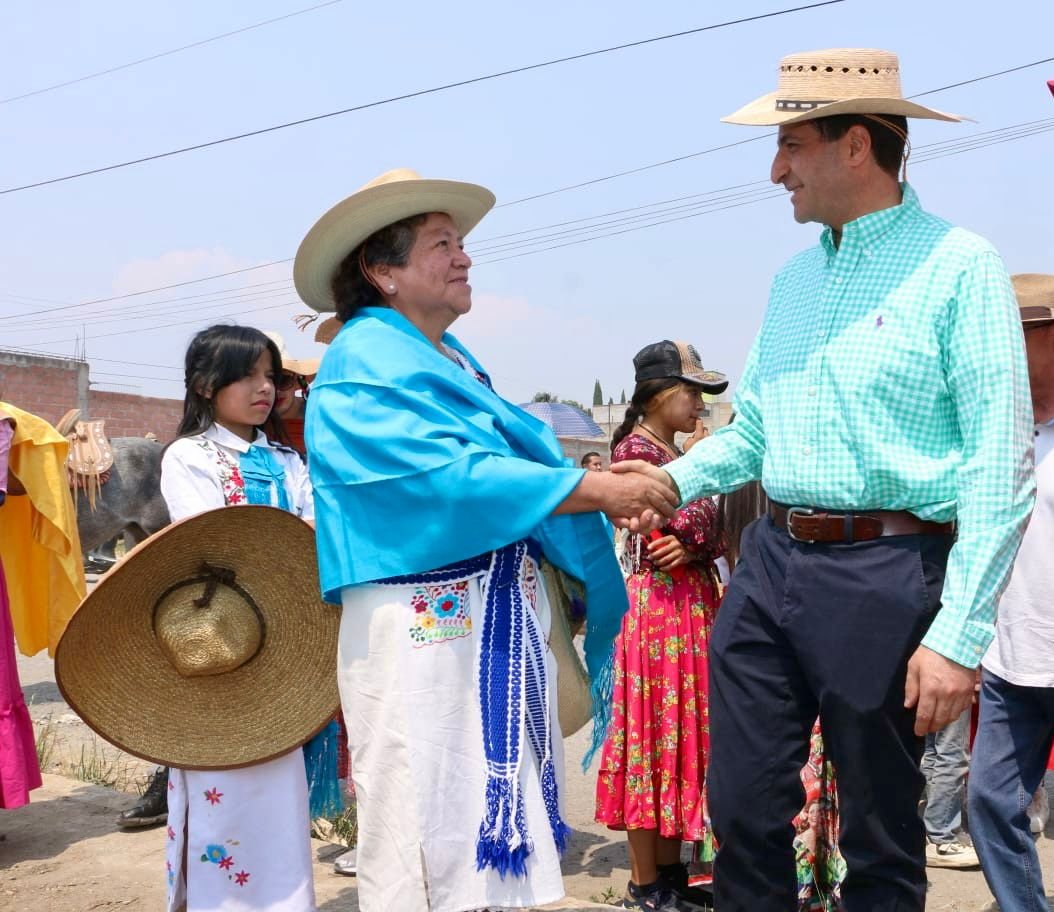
[6,637,1053,911]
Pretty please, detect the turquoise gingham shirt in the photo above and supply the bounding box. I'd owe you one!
[666,185,1035,668]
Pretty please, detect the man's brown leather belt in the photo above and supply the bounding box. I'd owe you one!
[769,503,955,543]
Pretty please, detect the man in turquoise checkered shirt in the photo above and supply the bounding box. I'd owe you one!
[616,49,1034,911]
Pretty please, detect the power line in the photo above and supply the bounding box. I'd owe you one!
[0,1,343,106]
[7,259,293,319]
[0,2,844,195]
[10,57,1054,316]
[473,119,1054,265]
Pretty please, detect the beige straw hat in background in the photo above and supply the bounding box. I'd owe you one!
[293,168,495,313]
[56,506,340,770]
[1014,273,1054,327]
[723,48,965,126]
[263,330,321,377]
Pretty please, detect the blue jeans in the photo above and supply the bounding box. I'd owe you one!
[968,669,1054,912]
[921,707,971,843]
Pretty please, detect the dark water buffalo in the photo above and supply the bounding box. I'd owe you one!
[76,437,170,556]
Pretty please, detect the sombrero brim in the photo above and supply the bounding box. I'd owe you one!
[294,178,496,313]
[281,356,321,377]
[722,91,965,126]
[56,506,341,770]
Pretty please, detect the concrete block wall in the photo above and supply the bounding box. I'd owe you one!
[0,351,89,425]
[88,390,184,441]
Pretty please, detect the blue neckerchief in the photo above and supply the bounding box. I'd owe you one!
[239,444,290,511]
[306,308,628,771]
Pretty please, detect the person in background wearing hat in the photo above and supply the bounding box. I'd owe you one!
[295,169,677,912]
[263,331,320,455]
[614,49,1034,911]
[968,273,1054,912]
[157,324,318,911]
[594,340,727,911]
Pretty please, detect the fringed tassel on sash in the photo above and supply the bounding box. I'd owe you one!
[383,541,569,880]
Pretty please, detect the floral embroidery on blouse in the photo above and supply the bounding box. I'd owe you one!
[194,439,246,505]
[408,581,472,647]
[612,434,725,574]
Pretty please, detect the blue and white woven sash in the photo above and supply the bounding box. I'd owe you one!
[382,540,570,878]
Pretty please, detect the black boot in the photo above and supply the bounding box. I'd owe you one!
[116,767,169,828]
[657,862,714,911]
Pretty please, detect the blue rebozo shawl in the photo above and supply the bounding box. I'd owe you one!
[305,306,627,764]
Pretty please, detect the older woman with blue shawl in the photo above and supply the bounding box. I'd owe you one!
[296,169,675,912]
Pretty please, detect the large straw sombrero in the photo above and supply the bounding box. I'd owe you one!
[294,168,495,313]
[56,506,340,770]
[724,48,964,126]
[1014,273,1054,327]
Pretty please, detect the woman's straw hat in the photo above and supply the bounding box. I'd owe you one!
[723,48,964,126]
[55,506,340,770]
[263,330,321,377]
[294,168,495,313]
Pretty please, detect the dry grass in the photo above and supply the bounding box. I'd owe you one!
[34,714,58,770]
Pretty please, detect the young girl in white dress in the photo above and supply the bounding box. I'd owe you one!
[161,324,316,912]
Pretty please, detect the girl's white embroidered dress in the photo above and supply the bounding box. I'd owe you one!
[160,423,316,912]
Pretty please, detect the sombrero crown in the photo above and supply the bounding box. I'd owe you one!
[723,48,964,126]
[294,168,495,313]
[56,506,340,770]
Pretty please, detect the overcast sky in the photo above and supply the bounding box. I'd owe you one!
[2,0,1052,408]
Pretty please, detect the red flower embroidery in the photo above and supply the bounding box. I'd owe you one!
[234,870,251,886]
[219,856,235,870]
[167,826,176,841]
[204,788,223,805]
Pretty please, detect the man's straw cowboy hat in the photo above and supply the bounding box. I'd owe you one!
[294,168,495,313]
[1014,273,1054,328]
[56,506,340,770]
[723,48,964,126]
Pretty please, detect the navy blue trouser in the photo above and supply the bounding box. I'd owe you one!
[708,515,951,912]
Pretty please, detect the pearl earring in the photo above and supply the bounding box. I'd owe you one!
[388,284,395,292]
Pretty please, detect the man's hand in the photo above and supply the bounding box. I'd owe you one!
[904,645,977,736]
[597,471,677,529]
[608,460,680,532]
[555,463,677,532]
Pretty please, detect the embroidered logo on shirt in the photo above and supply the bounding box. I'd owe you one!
[408,581,472,646]
[875,315,884,328]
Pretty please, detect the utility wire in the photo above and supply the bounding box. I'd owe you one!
[11,116,1049,357]
[0,0,344,106]
[0,2,844,195]
[12,52,1048,313]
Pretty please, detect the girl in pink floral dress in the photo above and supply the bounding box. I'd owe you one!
[595,340,728,911]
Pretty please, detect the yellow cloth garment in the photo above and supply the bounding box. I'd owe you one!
[0,402,85,656]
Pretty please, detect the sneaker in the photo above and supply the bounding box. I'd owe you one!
[332,847,357,876]
[925,840,980,869]
[116,767,169,829]
[1027,787,1050,836]
[613,879,678,910]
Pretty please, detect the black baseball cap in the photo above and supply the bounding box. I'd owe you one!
[633,340,728,393]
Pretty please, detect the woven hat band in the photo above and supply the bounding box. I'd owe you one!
[776,98,836,112]
[153,565,264,678]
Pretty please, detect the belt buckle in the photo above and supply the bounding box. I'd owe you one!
[786,506,817,543]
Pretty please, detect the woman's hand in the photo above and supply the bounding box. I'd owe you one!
[555,465,677,531]
[647,533,688,571]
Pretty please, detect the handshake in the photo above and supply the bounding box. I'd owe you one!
[573,460,681,532]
